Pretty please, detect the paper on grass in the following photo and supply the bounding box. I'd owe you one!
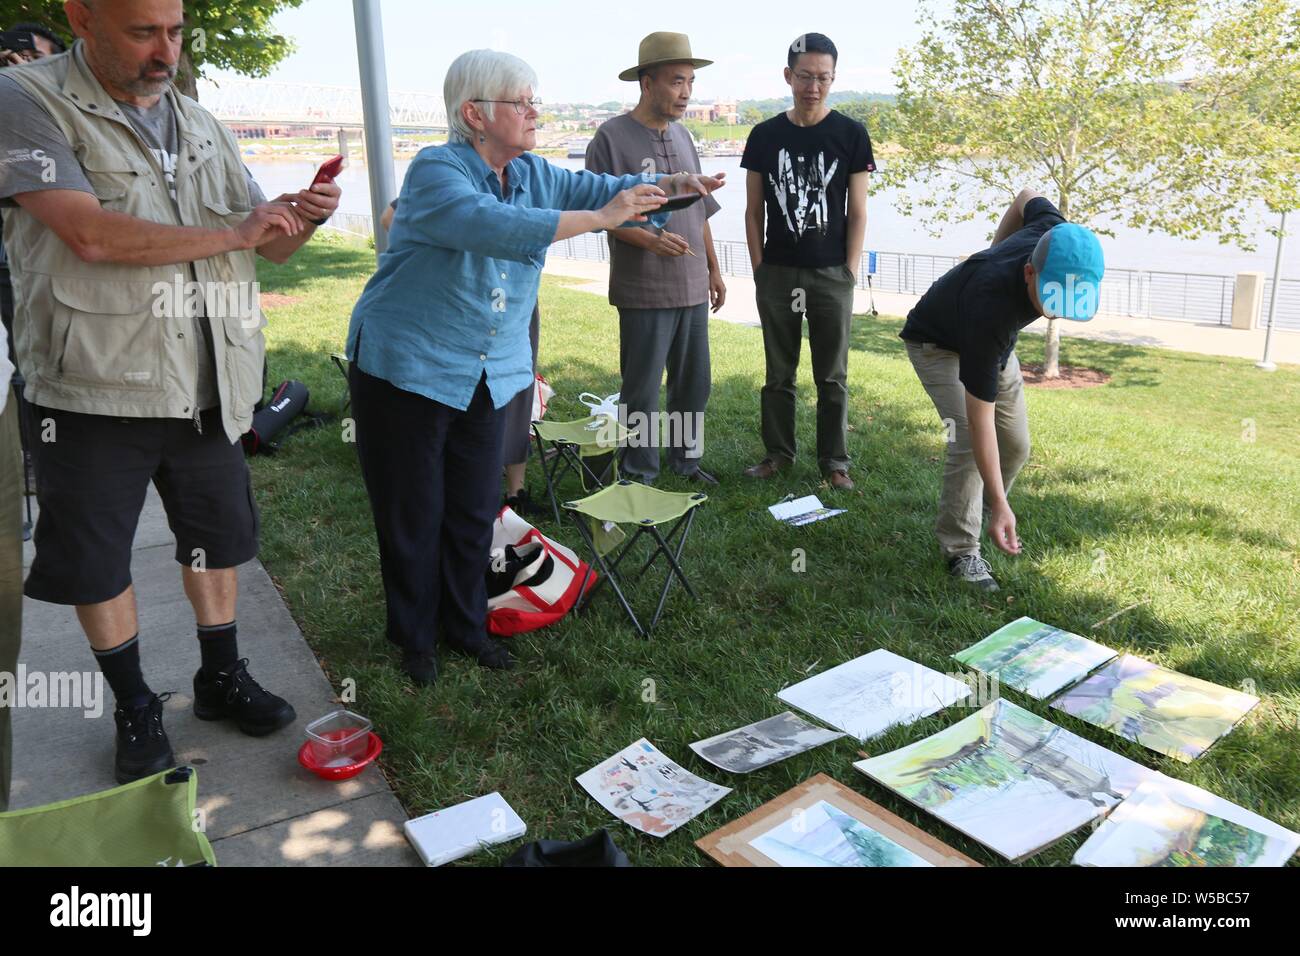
[1050,655,1259,762]
[778,649,972,742]
[690,712,844,773]
[855,699,1160,862]
[953,616,1116,699]
[1073,778,1300,867]
[768,495,845,526]
[577,738,730,837]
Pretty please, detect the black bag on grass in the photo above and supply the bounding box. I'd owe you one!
[242,380,312,455]
[501,829,631,867]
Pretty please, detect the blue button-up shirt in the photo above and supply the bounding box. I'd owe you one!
[347,141,667,410]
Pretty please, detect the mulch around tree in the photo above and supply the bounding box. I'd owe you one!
[1021,362,1111,388]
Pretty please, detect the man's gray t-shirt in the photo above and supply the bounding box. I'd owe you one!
[0,72,266,411]
[584,114,719,310]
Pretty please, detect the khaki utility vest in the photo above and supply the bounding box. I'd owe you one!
[3,42,264,443]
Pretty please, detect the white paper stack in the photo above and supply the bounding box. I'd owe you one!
[403,792,527,866]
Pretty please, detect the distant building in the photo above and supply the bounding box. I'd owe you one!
[684,99,739,125]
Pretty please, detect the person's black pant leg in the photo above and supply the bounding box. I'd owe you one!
[437,376,507,647]
[349,364,448,656]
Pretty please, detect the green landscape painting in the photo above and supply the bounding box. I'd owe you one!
[952,617,1116,699]
[1050,655,1259,762]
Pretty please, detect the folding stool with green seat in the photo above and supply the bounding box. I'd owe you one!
[563,479,708,638]
[0,766,216,866]
[531,415,634,523]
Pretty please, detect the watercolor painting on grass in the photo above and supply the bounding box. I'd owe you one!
[854,699,1157,861]
[1050,655,1259,762]
[952,616,1115,699]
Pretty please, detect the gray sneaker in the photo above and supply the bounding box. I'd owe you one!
[948,554,1000,591]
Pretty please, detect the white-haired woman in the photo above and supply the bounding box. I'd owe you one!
[346,50,724,685]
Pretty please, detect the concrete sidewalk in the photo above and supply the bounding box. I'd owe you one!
[544,257,1300,366]
[13,488,419,867]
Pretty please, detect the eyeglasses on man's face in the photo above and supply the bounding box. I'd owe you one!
[792,71,835,88]
[473,98,543,116]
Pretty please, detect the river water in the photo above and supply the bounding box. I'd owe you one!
[246,154,1295,279]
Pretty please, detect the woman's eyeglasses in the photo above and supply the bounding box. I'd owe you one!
[473,98,543,115]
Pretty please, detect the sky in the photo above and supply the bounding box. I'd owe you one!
[209,0,935,103]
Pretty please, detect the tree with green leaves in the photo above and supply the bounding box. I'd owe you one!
[0,0,305,99]
[883,0,1300,377]
[836,98,899,143]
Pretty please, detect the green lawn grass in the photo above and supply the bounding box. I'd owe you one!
[251,232,1300,866]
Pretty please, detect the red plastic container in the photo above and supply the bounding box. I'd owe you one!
[298,731,383,781]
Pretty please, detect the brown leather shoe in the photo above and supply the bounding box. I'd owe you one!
[827,469,855,490]
[743,458,785,479]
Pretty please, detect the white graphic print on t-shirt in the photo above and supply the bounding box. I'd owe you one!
[769,148,839,240]
[149,147,178,202]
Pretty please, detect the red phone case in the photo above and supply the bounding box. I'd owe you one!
[312,155,345,185]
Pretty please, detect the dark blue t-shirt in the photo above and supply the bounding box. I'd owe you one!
[900,197,1066,401]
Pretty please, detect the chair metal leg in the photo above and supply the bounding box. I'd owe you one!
[646,512,700,631]
[567,513,646,638]
[534,429,564,524]
[330,353,352,415]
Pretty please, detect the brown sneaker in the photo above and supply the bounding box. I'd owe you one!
[826,469,855,490]
[743,458,785,479]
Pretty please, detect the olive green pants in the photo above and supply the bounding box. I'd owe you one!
[754,262,857,474]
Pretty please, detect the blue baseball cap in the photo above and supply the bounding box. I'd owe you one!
[1032,223,1105,321]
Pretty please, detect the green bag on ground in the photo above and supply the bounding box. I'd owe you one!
[0,766,216,866]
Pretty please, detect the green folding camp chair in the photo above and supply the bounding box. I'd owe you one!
[532,415,634,523]
[330,352,351,414]
[563,479,708,638]
[0,766,216,866]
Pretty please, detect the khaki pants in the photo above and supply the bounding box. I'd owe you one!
[906,341,1031,559]
[0,395,22,810]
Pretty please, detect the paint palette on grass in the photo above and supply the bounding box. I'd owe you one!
[1074,778,1300,867]
[576,738,730,838]
[1050,655,1259,763]
[953,616,1116,699]
[696,774,979,867]
[777,649,972,743]
[854,699,1159,862]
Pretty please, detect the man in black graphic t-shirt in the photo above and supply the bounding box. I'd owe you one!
[741,33,874,489]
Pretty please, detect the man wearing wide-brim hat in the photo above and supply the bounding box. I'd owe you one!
[587,32,728,485]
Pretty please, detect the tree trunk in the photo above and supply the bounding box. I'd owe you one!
[1044,317,1061,378]
[176,47,198,100]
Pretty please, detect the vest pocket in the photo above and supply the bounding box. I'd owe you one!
[81,149,143,210]
[51,278,164,390]
[201,194,251,231]
[221,313,265,413]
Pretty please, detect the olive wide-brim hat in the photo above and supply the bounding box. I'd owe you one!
[618,32,713,81]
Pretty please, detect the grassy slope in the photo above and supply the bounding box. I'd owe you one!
[251,234,1300,866]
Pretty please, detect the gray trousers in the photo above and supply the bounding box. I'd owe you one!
[0,395,21,810]
[617,303,710,480]
[906,341,1031,559]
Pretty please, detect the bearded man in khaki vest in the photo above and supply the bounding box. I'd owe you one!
[0,0,340,784]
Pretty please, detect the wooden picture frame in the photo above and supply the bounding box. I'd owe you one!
[696,774,981,867]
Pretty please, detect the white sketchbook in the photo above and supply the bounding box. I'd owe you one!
[403,792,527,866]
